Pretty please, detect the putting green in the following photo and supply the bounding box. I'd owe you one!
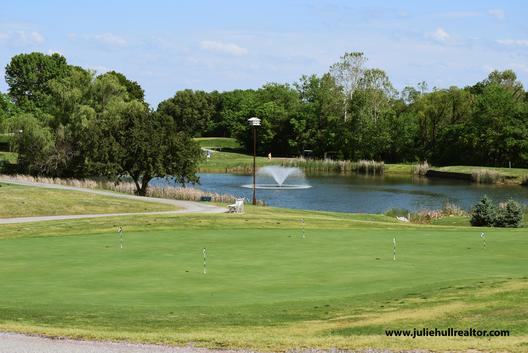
[0,225,527,351]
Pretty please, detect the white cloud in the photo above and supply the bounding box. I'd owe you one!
[68,32,128,48]
[428,28,450,43]
[0,30,44,46]
[92,33,127,47]
[496,39,528,47]
[488,9,505,20]
[199,40,248,56]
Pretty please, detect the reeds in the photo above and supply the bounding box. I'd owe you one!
[280,159,384,174]
[409,202,467,223]
[471,169,505,184]
[412,161,430,176]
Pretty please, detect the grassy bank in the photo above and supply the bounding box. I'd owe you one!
[0,182,179,218]
[197,143,528,184]
[0,206,526,352]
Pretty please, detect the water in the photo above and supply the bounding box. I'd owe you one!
[153,173,528,213]
[257,166,304,186]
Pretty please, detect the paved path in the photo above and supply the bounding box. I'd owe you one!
[0,178,226,224]
[0,332,260,353]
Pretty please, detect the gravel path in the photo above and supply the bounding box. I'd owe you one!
[0,332,424,353]
[0,332,260,353]
[0,179,226,224]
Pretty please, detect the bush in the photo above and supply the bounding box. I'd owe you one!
[385,208,410,218]
[495,199,523,228]
[470,196,497,226]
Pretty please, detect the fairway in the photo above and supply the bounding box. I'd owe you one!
[1,222,527,351]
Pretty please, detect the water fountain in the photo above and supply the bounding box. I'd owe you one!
[241,166,311,190]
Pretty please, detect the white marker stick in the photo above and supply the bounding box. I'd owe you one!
[301,218,305,239]
[118,227,123,249]
[203,247,207,275]
[393,237,396,261]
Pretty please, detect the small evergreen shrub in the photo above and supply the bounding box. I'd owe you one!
[470,196,497,226]
[385,208,410,218]
[494,199,523,228]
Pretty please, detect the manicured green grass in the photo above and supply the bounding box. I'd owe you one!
[0,151,17,164]
[0,183,179,218]
[431,165,528,182]
[199,150,285,172]
[195,137,241,149]
[0,207,526,352]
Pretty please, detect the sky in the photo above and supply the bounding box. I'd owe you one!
[1,0,527,106]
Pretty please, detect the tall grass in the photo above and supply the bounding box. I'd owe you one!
[412,161,430,176]
[0,174,247,204]
[281,159,384,174]
[409,202,468,223]
[471,169,505,184]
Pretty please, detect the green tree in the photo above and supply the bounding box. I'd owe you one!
[87,98,202,195]
[99,71,145,101]
[157,89,214,136]
[495,199,523,228]
[8,113,54,174]
[292,74,344,157]
[329,52,367,121]
[5,52,69,111]
[470,196,497,227]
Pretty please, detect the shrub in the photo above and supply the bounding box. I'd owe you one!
[470,196,497,226]
[471,169,504,184]
[385,208,410,218]
[494,199,523,228]
[412,161,430,176]
[442,202,467,216]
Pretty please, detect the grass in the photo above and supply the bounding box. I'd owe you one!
[432,165,528,184]
[0,182,179,218]
[199,150,283,173]
[0,151,17,164]
[0,204,526,352]
[195,137,241,149]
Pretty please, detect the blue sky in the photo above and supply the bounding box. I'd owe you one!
[1,0,527,106]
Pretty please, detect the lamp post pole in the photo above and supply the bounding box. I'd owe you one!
[247,117,261,206]
[252,125,257,205]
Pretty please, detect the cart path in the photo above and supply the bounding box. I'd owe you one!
[0,178,226,224]
[0,332,427,353]
[0,332,259,353]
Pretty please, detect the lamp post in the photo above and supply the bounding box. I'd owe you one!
[248,117,261,205]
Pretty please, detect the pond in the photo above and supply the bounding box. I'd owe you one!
[155,173,528,214]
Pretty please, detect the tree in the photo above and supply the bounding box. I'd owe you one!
[292,74,343,156]
[495,199,523,228]
[86,89,203,195]
[470,196,497,227]
[5,52,69,111]
[99,71,145,101]
[329,52,367,121]
[0,93,17,131]
[8,113,54,174]
[156,89,214,136]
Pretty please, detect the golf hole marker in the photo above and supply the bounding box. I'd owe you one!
[301,218,305,239]
[393,237,396,261]
[117,226,123,249]
[203,247,207,275]
[481,232,486,249]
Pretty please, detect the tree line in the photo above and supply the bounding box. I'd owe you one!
[1,51,528,194]
[145,52,528,167]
